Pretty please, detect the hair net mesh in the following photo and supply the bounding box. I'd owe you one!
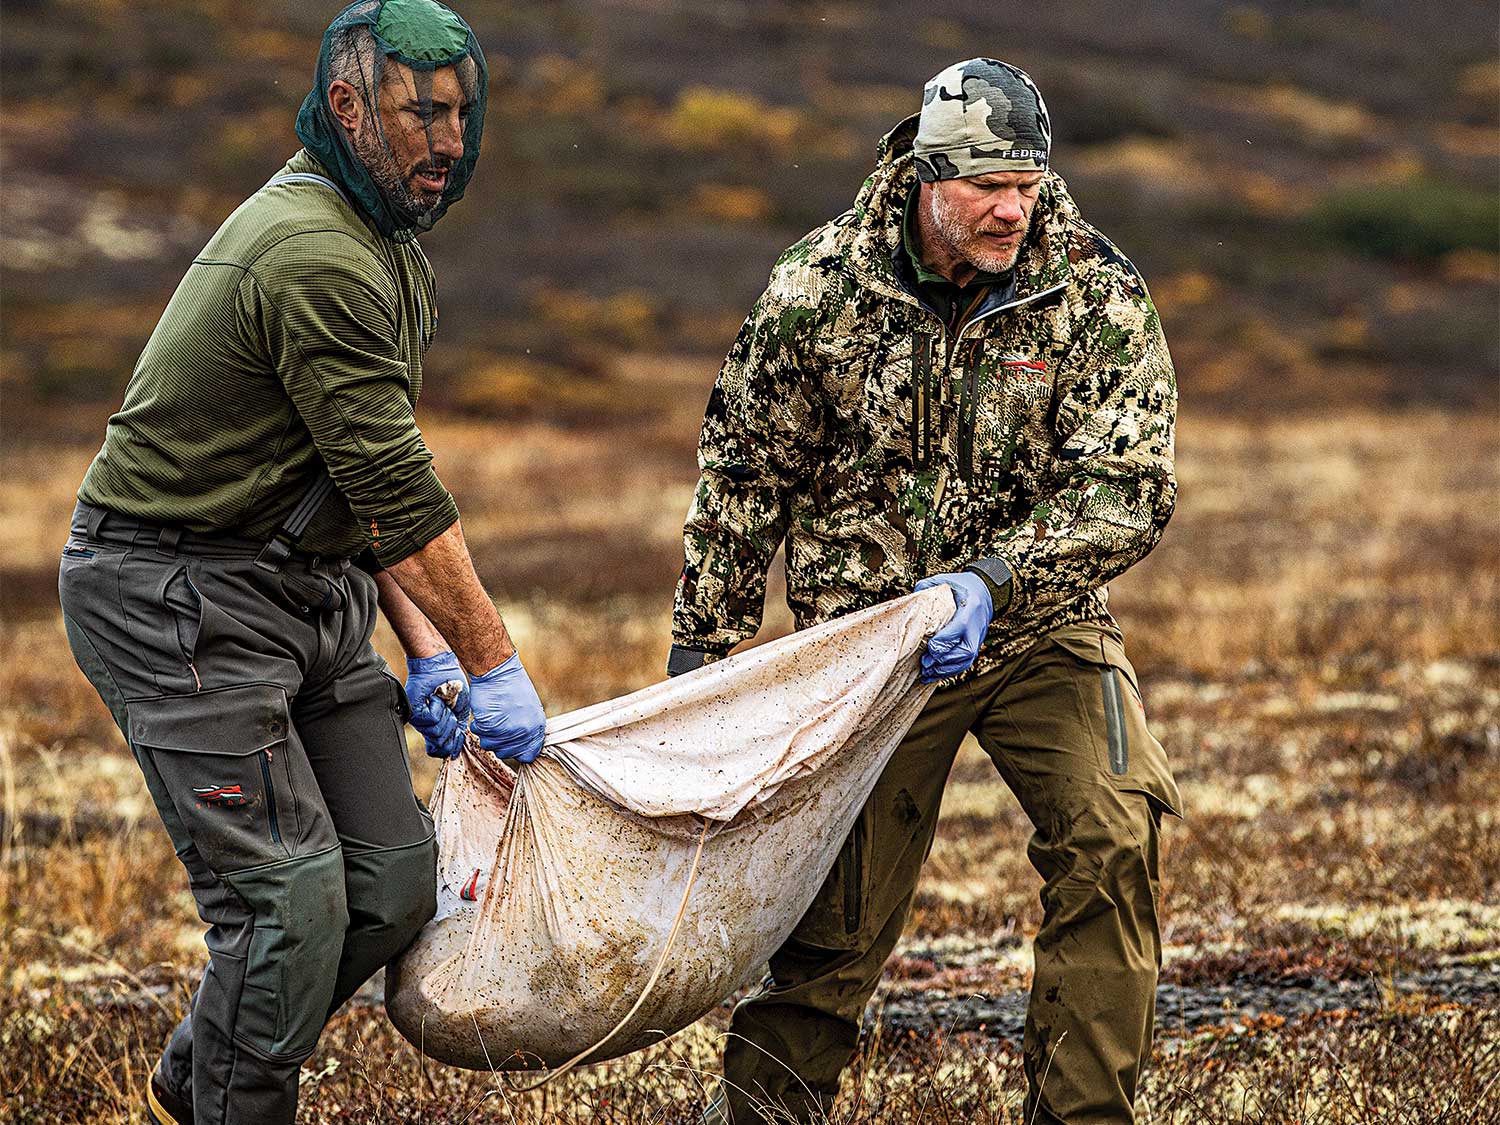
[295,0,486,241]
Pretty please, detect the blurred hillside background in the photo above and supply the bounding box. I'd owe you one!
[2,2,1499,1121]
[5,0,1498,411]
[2,0,1498,617]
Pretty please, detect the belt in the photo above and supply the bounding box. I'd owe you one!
[73,502,350,574]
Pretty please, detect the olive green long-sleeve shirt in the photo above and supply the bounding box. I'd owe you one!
[79,150,458,566]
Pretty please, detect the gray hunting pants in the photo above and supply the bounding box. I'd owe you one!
[59,502,437,1125]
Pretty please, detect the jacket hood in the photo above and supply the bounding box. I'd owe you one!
[841,113,1074,302]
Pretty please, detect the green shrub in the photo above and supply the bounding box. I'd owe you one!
[1306,179,1499,261]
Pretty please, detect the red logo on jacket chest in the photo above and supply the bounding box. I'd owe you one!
[999,355,1048,381]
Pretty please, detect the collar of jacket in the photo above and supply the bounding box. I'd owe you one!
[843,113,1073,315]
[282,149,385,237]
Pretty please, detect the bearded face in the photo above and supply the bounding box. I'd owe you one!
[350,118,450,223]
[345,61,469,223]
[926,171,1044,274]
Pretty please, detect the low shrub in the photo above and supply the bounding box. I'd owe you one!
[1305,179,1500,262]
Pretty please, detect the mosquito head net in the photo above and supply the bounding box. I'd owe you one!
[295,0,486,241]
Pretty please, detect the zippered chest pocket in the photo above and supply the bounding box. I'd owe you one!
[960,340,1055,491]
[416,291,437,353]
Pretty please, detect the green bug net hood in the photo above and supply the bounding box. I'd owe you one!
[295,0,486,242]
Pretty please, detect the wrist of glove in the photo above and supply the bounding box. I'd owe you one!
[913,570,996,683]
[469,653,548,763]
[404,651,470,760]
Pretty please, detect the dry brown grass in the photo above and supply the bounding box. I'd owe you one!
[2,385,1497,1121]
[3,984,1495,1123]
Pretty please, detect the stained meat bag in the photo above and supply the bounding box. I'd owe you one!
[386,588,952,1071]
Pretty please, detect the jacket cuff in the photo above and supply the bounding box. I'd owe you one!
[666,644,723,677]
[964,557,1014,615]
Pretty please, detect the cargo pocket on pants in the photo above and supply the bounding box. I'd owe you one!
[1047,624,1183,819]
[127,683,295,874]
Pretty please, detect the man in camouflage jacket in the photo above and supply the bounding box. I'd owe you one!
[670,59,1183,1125]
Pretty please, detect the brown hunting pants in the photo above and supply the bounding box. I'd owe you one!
[715,620,1182,1125]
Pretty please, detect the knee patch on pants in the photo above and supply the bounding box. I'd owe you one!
[346,833,438,962]
[1031,798,1163,971]
[327,833,437,1020]
[224,844,349,1060]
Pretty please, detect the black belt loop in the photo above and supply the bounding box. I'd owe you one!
[157,526,183,556]
[255,471,337,573]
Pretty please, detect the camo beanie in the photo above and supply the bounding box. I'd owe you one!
[913,58,1051,182]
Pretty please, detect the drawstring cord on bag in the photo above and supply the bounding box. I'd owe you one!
[505,811,714,1092]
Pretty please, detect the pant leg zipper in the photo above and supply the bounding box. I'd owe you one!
[259,749,283,846]
[843,828,864,934]
[173,570,205,692]
[1101,668,1129,775]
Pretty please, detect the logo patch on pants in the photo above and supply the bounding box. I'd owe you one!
[194,784,249,808]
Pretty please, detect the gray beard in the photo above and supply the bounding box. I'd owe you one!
[929,189,1028,274]
[352,126,441,225]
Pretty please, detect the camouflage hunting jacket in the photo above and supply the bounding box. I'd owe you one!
[672,115,1177,680]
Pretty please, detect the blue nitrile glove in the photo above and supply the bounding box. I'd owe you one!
[468,653,548,763]
[914,571,995,682]
[405,651,470,759]
[408,694,468,759]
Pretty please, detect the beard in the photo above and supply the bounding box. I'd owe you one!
[929,187,1031,274]
[351,124,450,224]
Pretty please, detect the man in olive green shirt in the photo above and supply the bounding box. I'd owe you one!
[60,4,541,1123]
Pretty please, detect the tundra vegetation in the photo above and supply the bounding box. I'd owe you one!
[1,1,1496,1121]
